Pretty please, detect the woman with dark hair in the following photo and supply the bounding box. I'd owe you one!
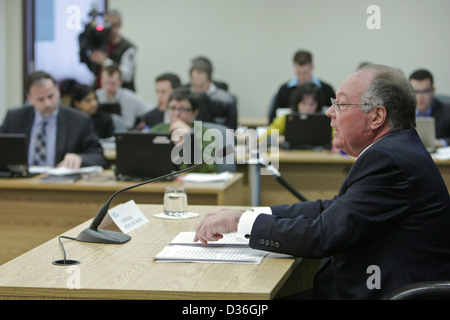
[71,84,114,139]
[261,82,323,142]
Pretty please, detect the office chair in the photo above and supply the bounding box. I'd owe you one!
[383,281,450,300]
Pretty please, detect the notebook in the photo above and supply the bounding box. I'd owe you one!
[114,132,193,181]
[0,133,32,178]
[283,113,332,150]
[416,117,436,152]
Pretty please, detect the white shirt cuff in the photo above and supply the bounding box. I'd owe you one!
[236,207,272,240]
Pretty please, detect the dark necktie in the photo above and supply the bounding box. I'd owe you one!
[33,120,48,166]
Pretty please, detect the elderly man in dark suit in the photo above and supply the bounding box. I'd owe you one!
[194,64,450,300]
[0,71,107,169]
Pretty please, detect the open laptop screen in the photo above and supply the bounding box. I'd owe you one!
[114,132,181,181]
[0,133,30,177]
[416,117,436,152]
[283,113,332,150]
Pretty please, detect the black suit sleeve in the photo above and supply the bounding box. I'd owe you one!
[249,148,412,258]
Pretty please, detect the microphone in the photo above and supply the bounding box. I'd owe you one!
[259,158,308,202]
[76,144,234,244]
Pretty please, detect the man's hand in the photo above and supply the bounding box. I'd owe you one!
[57,153,82,169]
[194,209,245,245]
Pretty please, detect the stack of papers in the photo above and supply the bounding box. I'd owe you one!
[168,232,249,247]
[31,166,103,184]
[154,232,268,264]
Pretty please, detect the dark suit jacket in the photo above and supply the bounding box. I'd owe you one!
[431,98,450,145]
[142,107,165,128]
[249,129,450,299]
[0,105,107,168]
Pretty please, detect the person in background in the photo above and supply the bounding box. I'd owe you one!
[151,87,216,173]
[269,49,335,123]
[409,69,450,148]
[70,84,114,139]
[261,82,323,143]
[187,58,238,130]
[96,64,151,129]
[140,73,182,129]
[86,9,137,91]
[194,64,450,300]
[0,71,107,169]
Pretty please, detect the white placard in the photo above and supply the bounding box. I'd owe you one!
[108,200,149,234]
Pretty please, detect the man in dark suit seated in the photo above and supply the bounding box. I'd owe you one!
[409,68,450,148]
[268,49,335,123]
[0,71,107,169]
[140,73,181,129]
[194,64,450,300]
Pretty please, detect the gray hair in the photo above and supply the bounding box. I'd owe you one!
[359,64,416,132]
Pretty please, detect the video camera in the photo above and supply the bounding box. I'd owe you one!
[78,6,112,65]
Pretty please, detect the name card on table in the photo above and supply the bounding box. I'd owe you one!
[108,200,149,234]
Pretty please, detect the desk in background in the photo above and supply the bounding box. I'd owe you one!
[0,171,243,265]
[0,205,320,300]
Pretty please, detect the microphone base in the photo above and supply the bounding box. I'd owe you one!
[76,228,131,244]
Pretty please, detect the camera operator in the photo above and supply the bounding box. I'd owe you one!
[81,9,137,92]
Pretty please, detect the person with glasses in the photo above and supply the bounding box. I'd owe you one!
[194,64,450,299]
[409,69,450,148]
[150,87,216,173]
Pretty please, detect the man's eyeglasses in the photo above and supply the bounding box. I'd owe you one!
[414,89,433,96]
[168,106,193,114]
[330,98,369,112]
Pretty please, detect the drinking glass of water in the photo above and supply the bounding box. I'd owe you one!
[163,186,188,217]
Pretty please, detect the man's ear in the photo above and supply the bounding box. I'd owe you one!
[370,105,387,129]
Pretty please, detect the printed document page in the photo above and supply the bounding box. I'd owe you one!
[155,246,268,264]
[169,232,249,247]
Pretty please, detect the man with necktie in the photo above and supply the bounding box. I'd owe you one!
[0,71,107,169]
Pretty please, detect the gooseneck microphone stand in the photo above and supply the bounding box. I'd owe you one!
[259,158,308,202]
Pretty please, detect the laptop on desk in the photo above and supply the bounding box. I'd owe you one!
[115,132,196,181]
[0,133,33,178]
[416,116,436,152]
[283,113,332,150]
[98,103,122,115]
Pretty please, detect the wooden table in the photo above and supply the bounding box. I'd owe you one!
[0,171,244,265]
[0,205,320,300]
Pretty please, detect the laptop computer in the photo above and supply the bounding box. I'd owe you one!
[115,132,195,181]
[416,116,436,152]
[283,113,332,150]
[0,133,32,178]
[98,103,122,115]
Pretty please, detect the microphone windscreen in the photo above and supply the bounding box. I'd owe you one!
[216,144,234,159]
